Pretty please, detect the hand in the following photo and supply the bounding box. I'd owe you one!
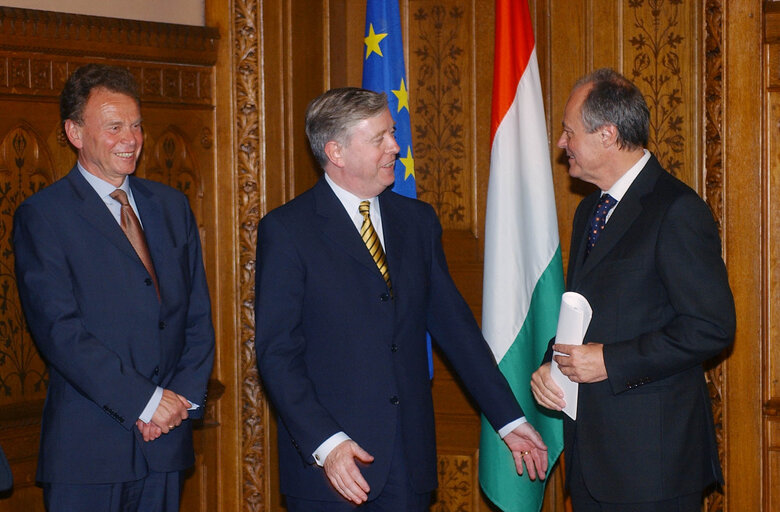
[553,343,607,383]
[530,362,566,411]
[322,440,374,504]
[151,389,191,434]
[136,419,162,442]
[503,422,548,480]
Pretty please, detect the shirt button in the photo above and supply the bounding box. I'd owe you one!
[389,396,399,405]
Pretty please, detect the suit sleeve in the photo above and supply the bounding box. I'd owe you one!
[254,212,342,462]
[421,205,524,431]
[165,200,215,418]
[13,202,156,430]
[602,193,736,393]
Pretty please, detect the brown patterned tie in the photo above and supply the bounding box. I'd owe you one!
[110,189,160,299]
[359,200,393,296]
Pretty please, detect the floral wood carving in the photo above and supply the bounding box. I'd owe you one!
[234,0,265,511]
[411,5,467,227]
[703,1,725,511]
[628,0,685,177]
[144,127,203,220]
[431,453,474,512]
[0,124,55,406]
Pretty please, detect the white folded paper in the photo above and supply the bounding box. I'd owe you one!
[550,292,592,420]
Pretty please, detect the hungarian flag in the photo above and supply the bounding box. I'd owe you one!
[478,1,565,511]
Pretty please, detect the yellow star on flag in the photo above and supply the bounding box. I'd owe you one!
[392,78,409,113]
[364,23,388,59]
[399,147,415,180]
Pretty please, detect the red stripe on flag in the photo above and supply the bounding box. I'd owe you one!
[490,0,536,143]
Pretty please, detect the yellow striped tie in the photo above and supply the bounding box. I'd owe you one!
[359,200,393,295]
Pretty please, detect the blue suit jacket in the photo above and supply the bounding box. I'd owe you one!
[13,167,215,484]
[255,177,522,501]
[547,156,735,502]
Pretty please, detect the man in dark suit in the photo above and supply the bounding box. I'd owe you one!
[530,69,736,511]
[255,87,548,511]
[13,64,215,511]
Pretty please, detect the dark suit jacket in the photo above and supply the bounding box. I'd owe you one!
[550,155,735,502]
[255,177,522,501]
[13,167,215,484]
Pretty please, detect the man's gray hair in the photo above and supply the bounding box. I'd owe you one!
[305,87,389,167]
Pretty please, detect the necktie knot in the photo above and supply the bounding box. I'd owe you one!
[586,193,617,257]
[110,188,129,206]
[359,200,371,217]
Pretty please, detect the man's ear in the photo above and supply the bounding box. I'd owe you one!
[324,140,344,168]
[64,119,83,150]
[600,124,618,148]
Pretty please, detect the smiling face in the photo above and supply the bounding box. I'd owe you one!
[65,87,143,187]
[557,84,608,188]
[326,108,400,198]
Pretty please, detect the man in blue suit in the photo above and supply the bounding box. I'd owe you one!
[531,69,735,511]
[13,64,215,511]
[255,87,548,511]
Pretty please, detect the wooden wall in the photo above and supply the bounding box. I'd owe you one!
[0,0,774,511]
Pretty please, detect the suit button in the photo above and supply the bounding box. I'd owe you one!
[153,366,159,375]
[389,396,399,405]
[158,321,166,330]
[391,344,398,352]
[379,292,390,302]
[145,278,153,286]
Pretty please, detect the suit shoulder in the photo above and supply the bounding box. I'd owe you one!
[131,176,189,202]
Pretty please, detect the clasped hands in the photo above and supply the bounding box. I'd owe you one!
[530,343,607,411]
[136,388,191,442]
[322,422,549,505]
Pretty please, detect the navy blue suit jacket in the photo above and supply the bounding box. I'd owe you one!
[548,156,735,502]
[13,167,215,484]
[255,178,522,501]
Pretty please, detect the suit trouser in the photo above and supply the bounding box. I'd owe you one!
[568,449,700,512]
[285,420,431,512]
[42,471,182,512]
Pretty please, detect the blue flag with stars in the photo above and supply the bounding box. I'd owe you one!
[362,0,415,198]
[363,0,432,378]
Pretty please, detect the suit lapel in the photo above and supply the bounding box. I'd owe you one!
[574,157,663,283]
[66,168,140,264]
[313,179,384,278]
[377,189,406,285]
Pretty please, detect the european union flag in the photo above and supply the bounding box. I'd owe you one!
[362,0,415,198]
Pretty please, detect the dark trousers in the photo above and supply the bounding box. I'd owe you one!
[568,450,701,512]
[286,424,431,512]
[43,471,182,512]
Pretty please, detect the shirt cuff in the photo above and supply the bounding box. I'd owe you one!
[313,432,351,467]
[139,386,164,423]
[497,417,527,438]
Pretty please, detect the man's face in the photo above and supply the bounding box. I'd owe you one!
[557,85,606,186]
[334,108,400,198]
[65,87,143,187]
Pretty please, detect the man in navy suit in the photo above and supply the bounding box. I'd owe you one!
[531,69,735,511]
[255,87,549,511]
[13,64,215,511]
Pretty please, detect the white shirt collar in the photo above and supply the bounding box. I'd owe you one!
[604,149,651,201]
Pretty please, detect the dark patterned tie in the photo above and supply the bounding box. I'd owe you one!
[585,193,617,258]
[359,200,393,295]
[110,189,160,299]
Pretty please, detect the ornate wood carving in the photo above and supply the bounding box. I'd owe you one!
[144,127,204,219]
[410,3,469,229]
[0,123,55,408]
[232,0,265,511]
[626,0,688,178]
[432,453,476,512]
[703,1,725,511]
[0,7,218,66]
